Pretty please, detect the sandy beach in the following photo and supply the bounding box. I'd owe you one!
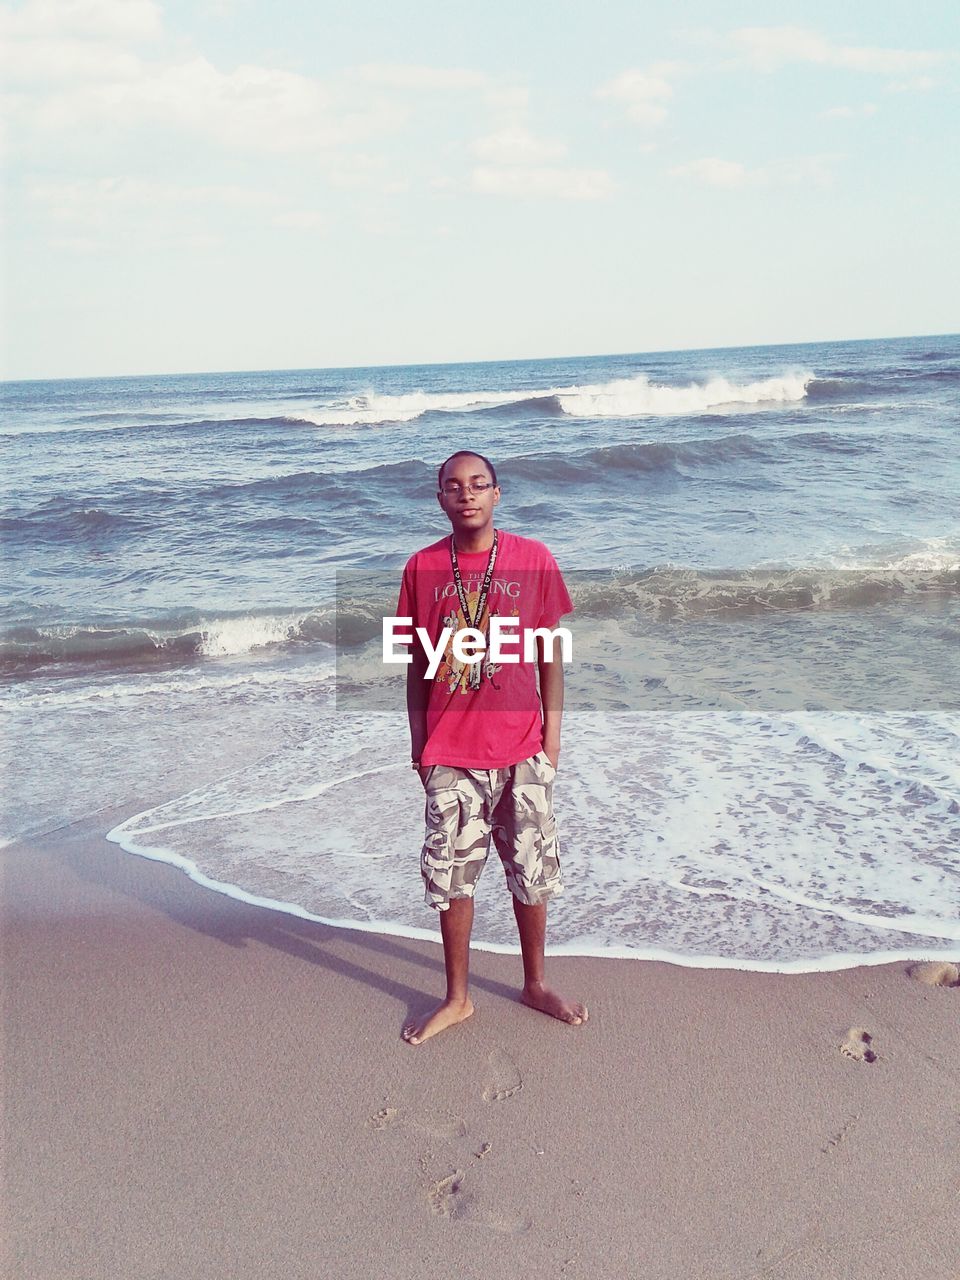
[3,798,958,1280]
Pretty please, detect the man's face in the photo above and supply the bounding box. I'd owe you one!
[437,454,500,534]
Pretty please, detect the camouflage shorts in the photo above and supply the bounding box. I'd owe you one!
[419,750,564,910]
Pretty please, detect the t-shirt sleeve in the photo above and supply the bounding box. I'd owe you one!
[537,550,574,629]
[395,559,418,643]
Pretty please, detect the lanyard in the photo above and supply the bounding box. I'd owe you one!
[449,530,498,689]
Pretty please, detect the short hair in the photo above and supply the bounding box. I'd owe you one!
[437,450,498,489]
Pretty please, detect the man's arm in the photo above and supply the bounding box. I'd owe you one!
[536,632,564,769]
[406,640,430,768]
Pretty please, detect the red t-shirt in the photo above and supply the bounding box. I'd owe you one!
[396,529,574,768]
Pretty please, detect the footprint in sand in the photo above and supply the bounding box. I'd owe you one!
[367,1106,467,1138]
[840,1027,877,1064]
[427,1170,468,1218]
[366,1106,401,1130]
[820,1112,861,1154]
[476,1209,533,1235]
[482,1048,523,1102]
[907,961,960,988]
[426,1170,531,1232]
[411,1109,467,1139]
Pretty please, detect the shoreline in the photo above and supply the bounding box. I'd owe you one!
[101,811,960,976]
[4,799,960,1279]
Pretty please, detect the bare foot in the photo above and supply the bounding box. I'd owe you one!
[402,997,475,1045]
[520,982,588,1026]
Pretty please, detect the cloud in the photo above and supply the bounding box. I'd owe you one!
[1,6,405,156]
[886,76,937,93]
[26,177,278,247]
[0,34,142,83]
[355,64,533,121]
[324,156,409,193]
[470,126,567,165]
[47,235,103,253]
[27,175,299,255]
[28,176,280,213]
[1,0,162,39]
[22,53,400,152]
[464,110,607,203]
[199,0,250,16]
[30,174,334,249]
[356,63,489,91]
[271,210,325,230]
[596,62,684,127]
[669,157,746,188]
[2,8,529,183]
[669,155,835,188]
[470,165,613,200]
[820,103,878,119]
[484,86,530,112]
[730,26,944,75]
[47,226,223,254]
[0,0,160,84]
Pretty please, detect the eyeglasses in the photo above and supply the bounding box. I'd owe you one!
[439,482,495,497]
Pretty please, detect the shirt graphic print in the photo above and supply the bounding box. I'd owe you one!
[396,529,574,769]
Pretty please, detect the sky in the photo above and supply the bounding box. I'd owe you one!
[2,0,958,379]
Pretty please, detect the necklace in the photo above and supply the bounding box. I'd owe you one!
[449,530,498,690]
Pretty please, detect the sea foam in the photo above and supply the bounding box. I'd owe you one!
[290,371,814,426]
[101,706,960,970]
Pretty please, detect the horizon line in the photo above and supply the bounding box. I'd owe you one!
[3,328,957,386]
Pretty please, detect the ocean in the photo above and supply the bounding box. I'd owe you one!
[2,334,958,970]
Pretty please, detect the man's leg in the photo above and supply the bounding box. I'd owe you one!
[494,753,587,1027]
[401,897,476,1044]
[512,897,588,1025]
[405,767,489,1046]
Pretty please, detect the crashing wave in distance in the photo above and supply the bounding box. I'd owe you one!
[289,371,814,426]
[571,564,960,621]
[0,608,337,672]
[9,560,955,673]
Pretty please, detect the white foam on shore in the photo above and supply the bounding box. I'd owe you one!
[101,706,960,971]
[97,820,960,972]
[3,656,336,711]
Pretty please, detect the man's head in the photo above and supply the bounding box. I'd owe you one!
[436,450,500,538]
[437,450,498,490]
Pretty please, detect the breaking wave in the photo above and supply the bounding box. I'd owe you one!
[0,609,334,671]
[288,371,814,426]
[6,561,956,672]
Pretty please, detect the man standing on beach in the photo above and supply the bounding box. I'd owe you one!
[395,450,587,1045]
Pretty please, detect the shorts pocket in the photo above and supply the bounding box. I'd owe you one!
[534,750,557,781]
[423,785,463,832]
[538,812,562,877]
[420,828,454,907]
[420,829,451,875]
